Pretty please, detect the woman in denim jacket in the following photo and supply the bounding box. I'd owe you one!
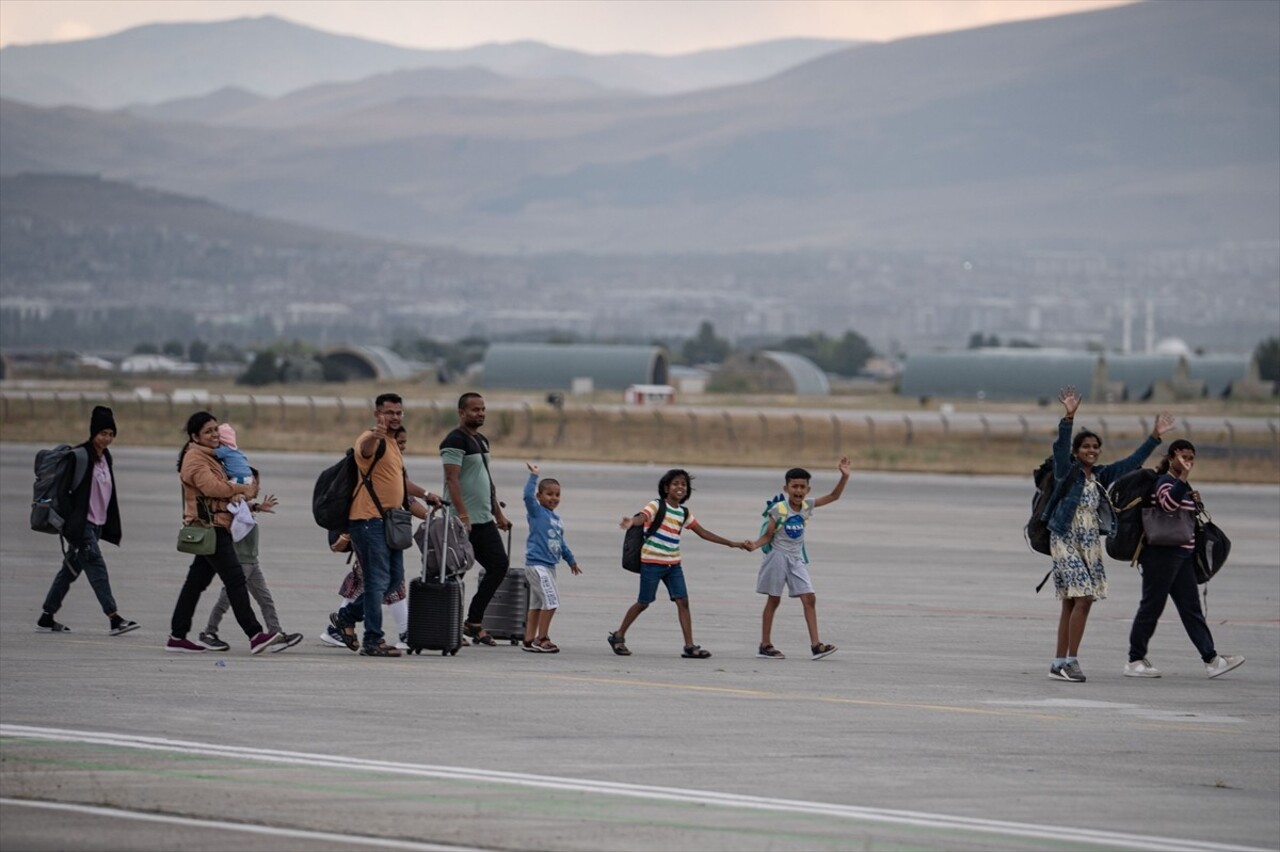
[1043,386,1173,683]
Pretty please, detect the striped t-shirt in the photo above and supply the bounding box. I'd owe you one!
[639,500,698,566]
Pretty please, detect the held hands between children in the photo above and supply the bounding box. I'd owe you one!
[617,512,752,550]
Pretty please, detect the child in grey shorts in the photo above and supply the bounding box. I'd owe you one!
[747,457,850,661]
[522,463,582,653]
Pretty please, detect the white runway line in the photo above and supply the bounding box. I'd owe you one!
[0,797,484,851]
[2,724,1268,852]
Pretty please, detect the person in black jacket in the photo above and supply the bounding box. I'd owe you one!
[36,406,139,636]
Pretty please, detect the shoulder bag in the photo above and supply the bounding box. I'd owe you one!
[361,441,412,550]
[1141,506,1195,547]
[177,497,216,556]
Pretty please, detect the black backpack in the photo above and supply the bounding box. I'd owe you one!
[621,501,683,573]
[1025,457,1079,556]
[312,443,385,533]
[30,444,90,536]
[1106,468,1158,564]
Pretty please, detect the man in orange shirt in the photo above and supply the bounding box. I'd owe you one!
[330,393,429,658]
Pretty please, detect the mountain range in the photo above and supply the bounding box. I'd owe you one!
[0,15,852,107]
[0,1,1276,255]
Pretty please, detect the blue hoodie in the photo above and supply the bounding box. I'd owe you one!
[524,473,576,569]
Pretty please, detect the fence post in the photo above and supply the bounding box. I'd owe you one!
[1181,418,1192,444]
[522,402,534,446]
[793,413,804,454]
[939,413,949,438]
[831,414,841,455]
[722,411,737,451]
[1270,421,1279,468]
[980,415,990,450]
[588,406,598,448]
[865,415,876,450]
[166,393,174,419]
[1098,417,1109,447]
[55,392,63,420]
[28,392,35,418]
[217,394,227,422]
[1018,415,1030,445]
[248,395,257,426]
[687,410,698,450]
[1225,421,1236,468]
[308,396,317,429]
[278,396,287,428]
[336,397,345,426]
[652,409,664,447]
[555,405,568,447]
[902,415,913,447]
[619,409,630,451]
[1138,416,1149,437]
[78,393,87,420]
[758,412,769,446]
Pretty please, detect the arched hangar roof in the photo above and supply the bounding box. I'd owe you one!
[715,350,830,395]
[1186,355,1253,397]
[899,350,1107,401]
[321,345,416,381]
[759,350,830,395]
[1101,354,1191,401]
[483,343,669,390]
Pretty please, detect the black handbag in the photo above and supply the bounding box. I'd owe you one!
[1193,508,1231,584]
[1141,506,1195,546]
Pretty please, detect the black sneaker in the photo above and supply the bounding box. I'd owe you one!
[270,632,304,653]
[198,631,230,652]
[35,613,70,633]
[109,619,140,636]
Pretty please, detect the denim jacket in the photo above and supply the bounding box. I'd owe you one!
[1044,418,1161,537]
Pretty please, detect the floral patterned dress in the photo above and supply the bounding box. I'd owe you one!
[1049,477,1108,601]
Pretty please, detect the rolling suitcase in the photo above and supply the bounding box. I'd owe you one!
[479,531,527,644]
[406,508,464,656]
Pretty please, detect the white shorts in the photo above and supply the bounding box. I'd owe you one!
[755,551,815,598]
[525,564,560,610]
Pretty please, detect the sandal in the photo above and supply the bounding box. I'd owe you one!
[811,643,838,661]
[682,645,712,659]
[359,642,401,658]
[536,637,560,654]
[464,622,497,647]
[607,632,631,656]
[329,612,359,652]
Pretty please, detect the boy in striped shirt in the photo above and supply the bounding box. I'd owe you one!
[608,469,751,659]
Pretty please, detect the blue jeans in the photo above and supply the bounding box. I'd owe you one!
[638,563,688,605]
[340,518,403,647]
[43,522,118,616]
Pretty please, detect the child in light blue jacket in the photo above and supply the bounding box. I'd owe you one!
[522,463,581,653]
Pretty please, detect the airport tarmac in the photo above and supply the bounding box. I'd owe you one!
[1,442,1277,851]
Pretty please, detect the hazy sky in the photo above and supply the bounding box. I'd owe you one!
[0,0,1134,53]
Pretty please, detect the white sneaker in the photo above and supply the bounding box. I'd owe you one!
[318,625,345,647]
[1124,658,1161,678]
[1205,654,1245,679]
[396,632,410,651]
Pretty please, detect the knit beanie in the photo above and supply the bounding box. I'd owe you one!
[217,422,238,450]
[89,405,117,437]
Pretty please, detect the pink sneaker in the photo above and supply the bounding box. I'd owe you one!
[249,631,284,655]
[166,636,207,653]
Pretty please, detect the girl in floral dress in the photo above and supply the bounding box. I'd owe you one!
[1042,386,1174,683]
